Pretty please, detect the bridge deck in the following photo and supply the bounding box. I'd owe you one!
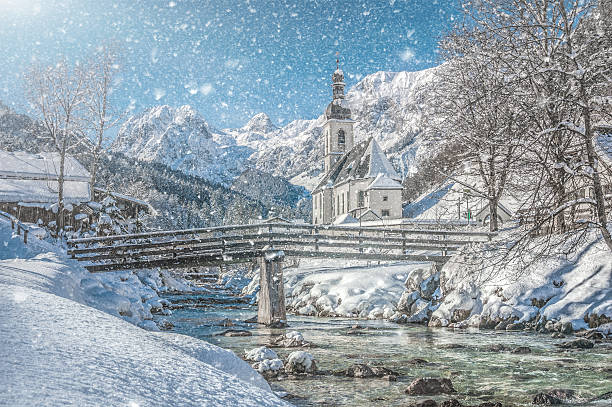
[67,222,494,272]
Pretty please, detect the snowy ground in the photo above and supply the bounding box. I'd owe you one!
[0,218,289,406]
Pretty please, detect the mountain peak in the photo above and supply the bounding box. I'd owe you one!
[243,112,276,133]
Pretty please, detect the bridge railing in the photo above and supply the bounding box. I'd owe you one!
[66,223,496,272]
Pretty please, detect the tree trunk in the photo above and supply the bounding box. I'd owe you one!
[489,196,499,232]
[57,139,67,233]
[581,86,612,251]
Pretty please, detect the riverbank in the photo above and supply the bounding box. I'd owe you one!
[238,227,611,335]
[0,218,289,406]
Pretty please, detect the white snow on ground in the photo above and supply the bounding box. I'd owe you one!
[284,259,428,318]
[0,218,289,406]
[432,228,612,330]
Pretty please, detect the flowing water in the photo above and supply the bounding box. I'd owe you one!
[157,290,612,407]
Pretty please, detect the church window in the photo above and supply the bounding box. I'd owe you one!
[358,191,364,207]
[341,193,345,213]
[382,209,390,217]
[314,195,318,209]
[346,191,350,212]
[338,129,345,146]
[337,195,340,215]
[383,195,388,202]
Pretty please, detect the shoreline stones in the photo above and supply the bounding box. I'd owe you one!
[405,378,456,395]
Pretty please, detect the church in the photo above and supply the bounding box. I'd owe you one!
[312,64,403,225]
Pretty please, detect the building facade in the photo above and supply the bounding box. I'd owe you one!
[312,65,403,225]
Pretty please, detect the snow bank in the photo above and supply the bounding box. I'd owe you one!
[0,284,286,406]
[0,218,288,406]
[284,259,427,318]
[431,229,612,330]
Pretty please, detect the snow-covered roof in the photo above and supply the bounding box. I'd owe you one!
[93,187,156,214]
[366,139,401,180]
[333,213,359,225]
[0,150,89,181]
[366,173,403,190]
[358,209,382,222]
[313,137,402,193]
[0,150,90,204]
[473,201,514,219]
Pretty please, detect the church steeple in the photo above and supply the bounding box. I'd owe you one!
[332,57,345,100]
[322,56,355,174]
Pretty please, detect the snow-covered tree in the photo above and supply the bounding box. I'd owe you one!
[82,44,123,198]
[23,59,87,232]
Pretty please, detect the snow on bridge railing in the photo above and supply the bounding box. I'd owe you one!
[0,210,30,244]
[66,222,497,254]
[66,222,497,247]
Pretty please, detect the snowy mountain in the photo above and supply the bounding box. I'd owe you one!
[111,66,441,192]
[111,105,250,186]
[0,102,53,153]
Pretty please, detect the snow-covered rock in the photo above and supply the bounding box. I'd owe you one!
[432,228,612,331]
[245,346,278,362]
[253,358,284,374]
[285,351,316,374]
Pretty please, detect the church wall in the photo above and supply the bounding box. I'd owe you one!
[313,190,334,225]
[333,183,350,217]
[348,179,371,218]
[367,188,402,220]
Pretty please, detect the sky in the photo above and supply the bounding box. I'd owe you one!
[0,0,460,129]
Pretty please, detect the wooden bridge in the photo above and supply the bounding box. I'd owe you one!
[67,222,495,326]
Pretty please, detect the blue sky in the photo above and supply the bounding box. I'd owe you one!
[0,0,459,128]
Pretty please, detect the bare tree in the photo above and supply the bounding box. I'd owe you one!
[449,0,612,249]
[82,44,123,198]
[24,59,87,232]
[432,26,525,232]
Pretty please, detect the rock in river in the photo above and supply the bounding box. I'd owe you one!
[285,351,317,374]
[555,338,594,349]
[532,393,561,405]
[217,329,252,337]
[405,378,456,395]
[335,363,399,379]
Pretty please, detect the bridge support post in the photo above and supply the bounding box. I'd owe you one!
[257,250,287,326]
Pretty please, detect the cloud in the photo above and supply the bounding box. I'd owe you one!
[400,47,415,62]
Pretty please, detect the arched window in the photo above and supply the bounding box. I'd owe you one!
[338,129,345,146]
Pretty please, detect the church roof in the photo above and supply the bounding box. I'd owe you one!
[313,137,402,193]
[366,173,403,190]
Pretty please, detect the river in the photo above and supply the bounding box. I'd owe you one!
[156,290,612,406]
